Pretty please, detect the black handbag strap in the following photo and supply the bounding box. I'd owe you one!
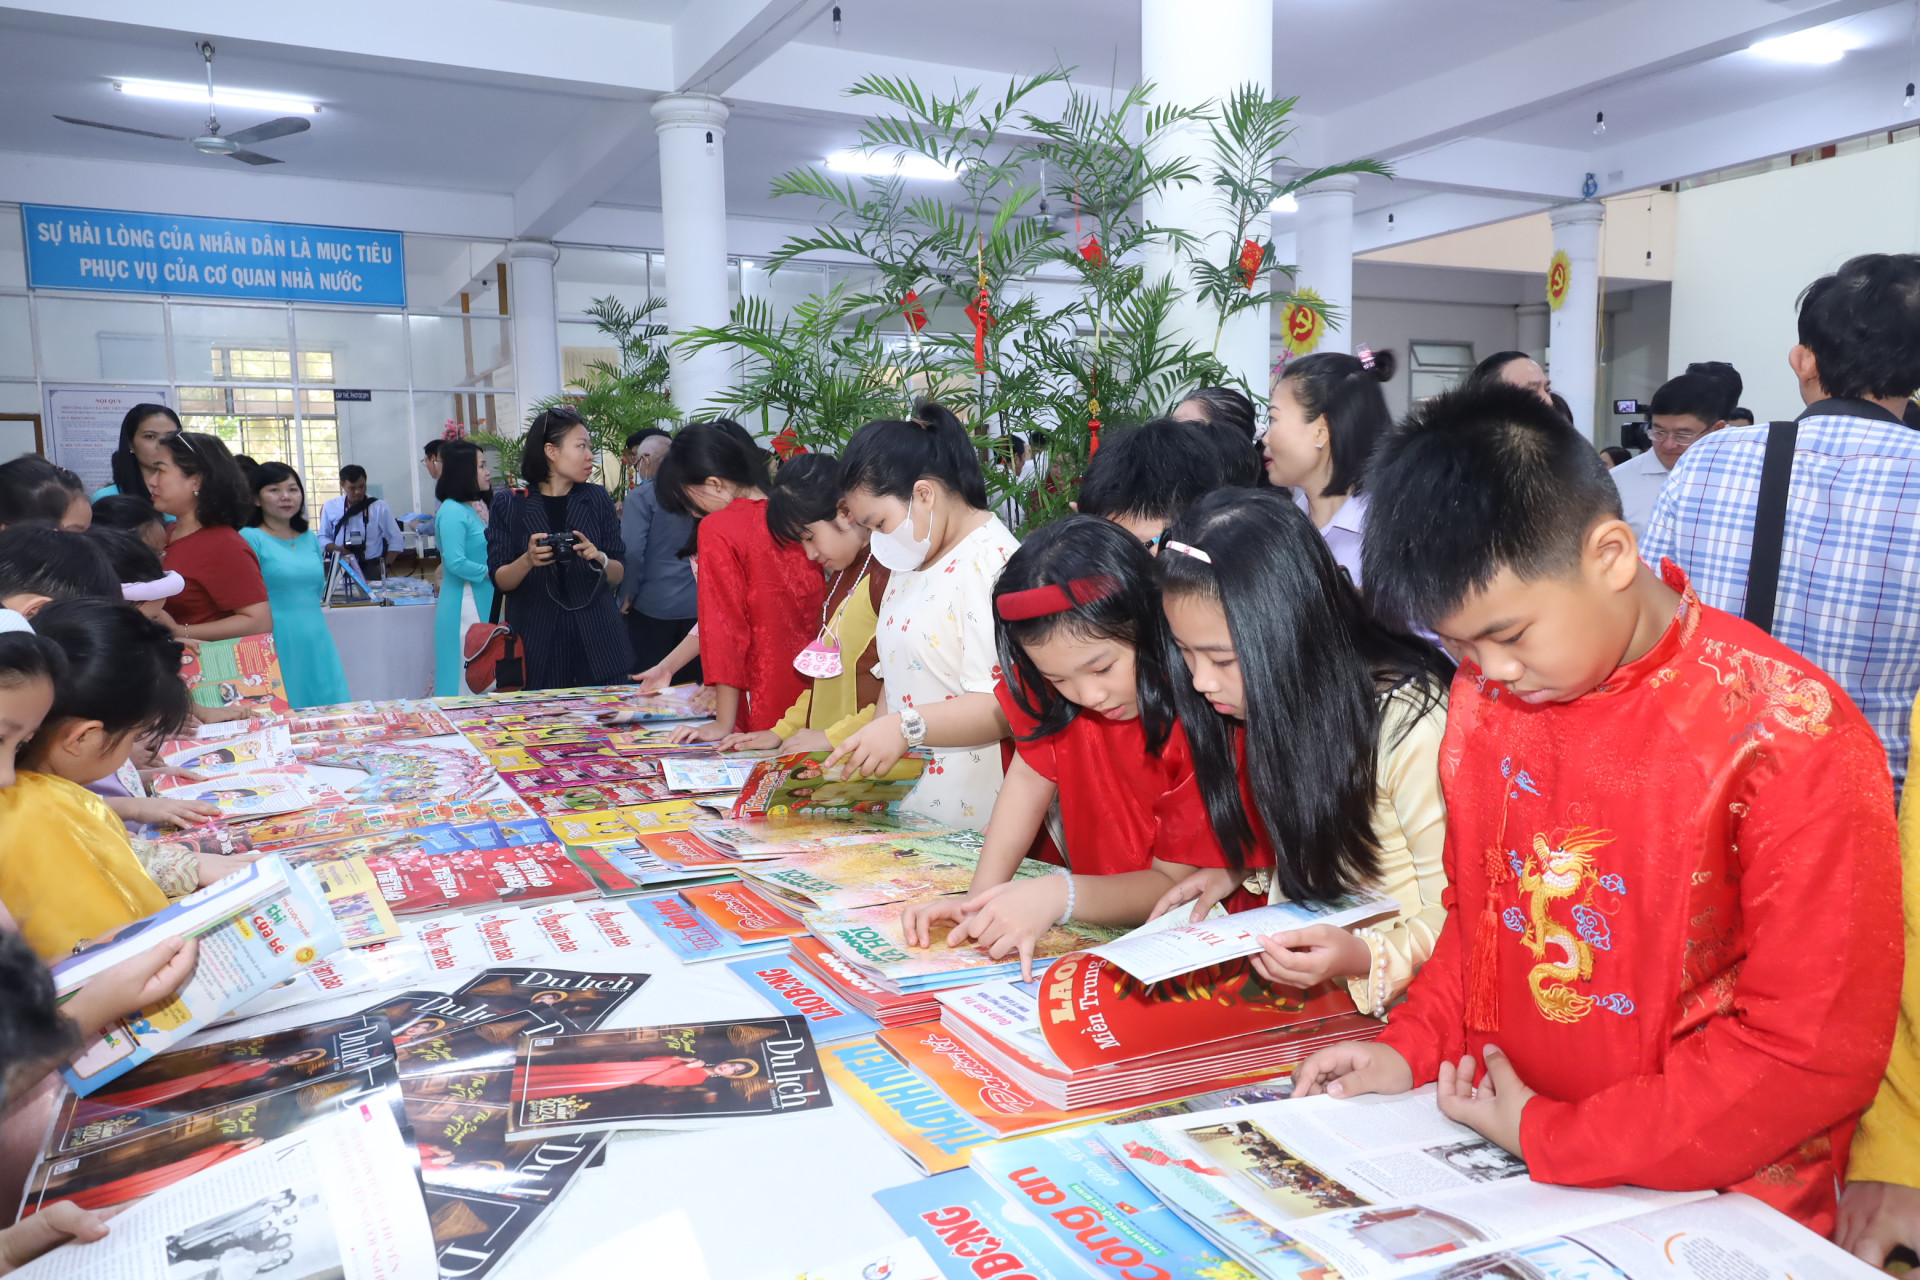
[1743,419,1799,634]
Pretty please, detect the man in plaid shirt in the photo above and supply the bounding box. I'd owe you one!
[1644,252,1920,1266]
[1643,252,1920,793]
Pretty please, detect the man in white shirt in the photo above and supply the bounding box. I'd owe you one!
[1610,372,1726,539]
[320,463,405,579]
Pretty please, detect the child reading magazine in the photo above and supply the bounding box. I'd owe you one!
[1290,385,1902,1236]
[899,517,1243,978]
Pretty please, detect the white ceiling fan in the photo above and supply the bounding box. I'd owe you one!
[56,41,311,166]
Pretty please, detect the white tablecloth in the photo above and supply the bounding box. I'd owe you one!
[217,927,919,1280]
[321,603,438,702]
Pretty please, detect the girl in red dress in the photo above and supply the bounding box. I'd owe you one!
[899,517,1247,979]
[656,422,825,740]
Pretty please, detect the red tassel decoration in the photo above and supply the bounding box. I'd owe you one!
[1465,845,1511,1033]
[1079,235,1105,267]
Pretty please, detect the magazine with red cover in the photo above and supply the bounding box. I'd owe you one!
[787,936,942,1026]
[505,1016,831,1139]
[936,954,1384,1108]
[360,842,597,916]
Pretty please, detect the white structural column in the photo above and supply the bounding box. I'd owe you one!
[507,239,562,409]
[1291,175,1360,355]
[652,93,733,418]
[1141,0,1273,392]
[1548,200,1605,440]
[1515,301,1550,363]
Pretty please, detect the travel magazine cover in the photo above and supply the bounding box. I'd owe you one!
[23,1070,409,1216]
[45,1015,396,1158]
[506,1016,831,1138]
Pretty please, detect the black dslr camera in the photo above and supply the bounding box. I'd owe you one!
[543,532,580,560]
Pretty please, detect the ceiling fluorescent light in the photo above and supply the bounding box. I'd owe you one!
[114,78,320,115]
[825,149,961,181]
[1269,193,1299,213]
[1748,30,1853,64]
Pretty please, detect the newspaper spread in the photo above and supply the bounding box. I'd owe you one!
[1092,893,1399,984]
[1142,1088,1710,1280]
[11,1102,434,1280]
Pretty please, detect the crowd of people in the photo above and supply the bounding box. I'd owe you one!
[0,249,1913,1270]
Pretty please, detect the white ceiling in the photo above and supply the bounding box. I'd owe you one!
[0,0,1915,257]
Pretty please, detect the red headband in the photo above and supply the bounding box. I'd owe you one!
[995,575,1121,621]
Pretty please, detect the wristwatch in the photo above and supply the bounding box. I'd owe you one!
[899,707,928,749]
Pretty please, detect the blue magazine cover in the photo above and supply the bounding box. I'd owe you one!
[876,1168,1091,1280]
[724,955,880,1044]
[970,1126,1259,1280]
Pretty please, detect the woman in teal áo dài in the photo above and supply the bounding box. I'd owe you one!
[240,462,350,708]
[433,440,496,696]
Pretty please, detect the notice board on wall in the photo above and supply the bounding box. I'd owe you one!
[43,386,168,492]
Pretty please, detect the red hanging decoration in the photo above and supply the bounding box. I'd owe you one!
[900,290,928,333]
[770,426,805,460]
[964,241,993,373]
[1238,238,1266,290]
[1079,235,1105,267]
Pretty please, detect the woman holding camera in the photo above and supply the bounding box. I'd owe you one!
[487,408,631,690]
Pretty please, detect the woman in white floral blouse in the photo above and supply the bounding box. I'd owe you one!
[826,406,1020,828]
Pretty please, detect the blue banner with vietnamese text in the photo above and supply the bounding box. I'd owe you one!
[22,204,406,307]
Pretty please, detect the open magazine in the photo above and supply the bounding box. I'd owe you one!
[11,1103,435,1280]
[1116,1088,1715,1280]
[1093,892,1399,985]
[52,855,342,1094]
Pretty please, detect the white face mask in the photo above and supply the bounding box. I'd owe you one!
[870,492,932,572]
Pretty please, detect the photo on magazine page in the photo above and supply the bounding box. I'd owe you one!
[162,1179,340,1280]
[507,1016,830,1137]
[48,1015,394,1152]
[26,1077,407,1216]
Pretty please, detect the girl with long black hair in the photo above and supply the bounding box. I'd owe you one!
[656,420,823,740]
[1155,489,1455,1016]
[899,517,1241,978]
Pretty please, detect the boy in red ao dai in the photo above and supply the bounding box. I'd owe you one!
[1293,385,1901,1235]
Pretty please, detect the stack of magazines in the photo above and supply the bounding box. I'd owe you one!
[878,1094,1879,1280]
[935,952,1383,1109]
[802,899,1124,993]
